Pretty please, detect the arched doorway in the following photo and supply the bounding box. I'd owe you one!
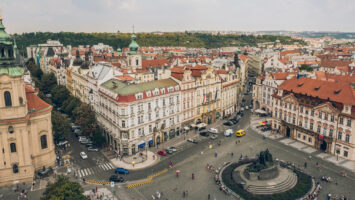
[164,132,168,141]
[286,127,291,137]
[320,140,327,151]
[255,101,260,109]
[156,136,161,145]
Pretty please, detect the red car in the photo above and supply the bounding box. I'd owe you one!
[158,150,167,156]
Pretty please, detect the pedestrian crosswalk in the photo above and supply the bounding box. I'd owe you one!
[76,162,114,178]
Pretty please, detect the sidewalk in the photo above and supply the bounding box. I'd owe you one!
[249,115,355,172]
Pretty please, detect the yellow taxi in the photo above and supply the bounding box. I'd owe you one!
[236,129,246,137]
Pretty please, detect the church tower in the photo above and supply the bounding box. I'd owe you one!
[0,17,55,186]
[127,33,142,69]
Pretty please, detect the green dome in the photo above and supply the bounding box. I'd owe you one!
[0,18,12,45]
[117,47,122,52]
[128,33,139,54]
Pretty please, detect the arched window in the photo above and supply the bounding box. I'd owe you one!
[13,164,19,173]
[4,91,12,107]
[10,143,16,153]
[8,126,14,134]
[40,135,48,149]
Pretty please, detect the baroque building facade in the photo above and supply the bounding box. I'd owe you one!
[0,18,55,186]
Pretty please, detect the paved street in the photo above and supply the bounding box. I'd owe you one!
[115,93,355,200]
[1,93,354,200]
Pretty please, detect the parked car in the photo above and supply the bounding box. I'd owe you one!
[57,140,69,147]
[245,106,249,110]
[187,138,198,144]
[224,129,233,137]
[208,128,218,134]
[230,118,238,124]
[80,139,92,144]
[80,151,88,159]
[115,168,129,174]
[79,136,87,142]
[168,146,177,152]
[109,175,125,182]
[87,146,99,152]
[210,134,218,140]
[158,150,167,156]
[236,129,246,137]
[164,148,173,154]
[200,131,210,137]
[37,167,53,178]
[223,121,233,126]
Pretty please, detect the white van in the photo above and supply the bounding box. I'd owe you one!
[208,128,218,134]
[224,129,233,137]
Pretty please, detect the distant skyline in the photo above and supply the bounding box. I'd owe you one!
[1,0,355,33]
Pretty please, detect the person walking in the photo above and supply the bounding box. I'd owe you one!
[208,194,211,199]
[304,162,307,168]
[192,173,195,180]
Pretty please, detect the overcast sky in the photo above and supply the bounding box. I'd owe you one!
[1,0,354,33]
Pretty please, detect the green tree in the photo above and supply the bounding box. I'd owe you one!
[41,175,87,200]
[51,85,70,107]
[51,111,71,142]
[299,64,313,72]
[92,127,105,147]
[72,103,96,136]
[41,73,57,94]
[62,96,81,115]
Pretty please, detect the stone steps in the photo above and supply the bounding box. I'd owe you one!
[247,173,297,195]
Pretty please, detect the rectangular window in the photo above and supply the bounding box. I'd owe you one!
[324,114,328,121]
[148,113,151,121]
[308,137,312,143]
[303,135,306,140]
[293,105,296,111]
[318,112,322,119]
[339,117,343,125]
[345,134,350,143]
[329,129,333,138]
[330,115,334,122]
[122,120,126,128]
[149,125,152,133]
[148,103,151,110]
[300,106,303,113]
[344,151,348,157]
[10,143,16,153]
[317,125,321,133]
[297,133,300,138]
[338,132,342,140]
[311,110,314,116]
[347,119,351,127]
[323,127,327,135]
[292,117,295,124]
[310,123,313,130]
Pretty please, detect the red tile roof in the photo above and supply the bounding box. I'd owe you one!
[315,72,355,83]
[171,67,184,73]
[171,73,183,81]
[142,59,170,68]
[26,91,51,112]
[185,65,208,70]
[279,77,355,105]
[320,59,352,68]
[191,70,202,77]
[214,69,228,74]
[271,72,295,80]
[280,49,301,57]
[116,75,134,81]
